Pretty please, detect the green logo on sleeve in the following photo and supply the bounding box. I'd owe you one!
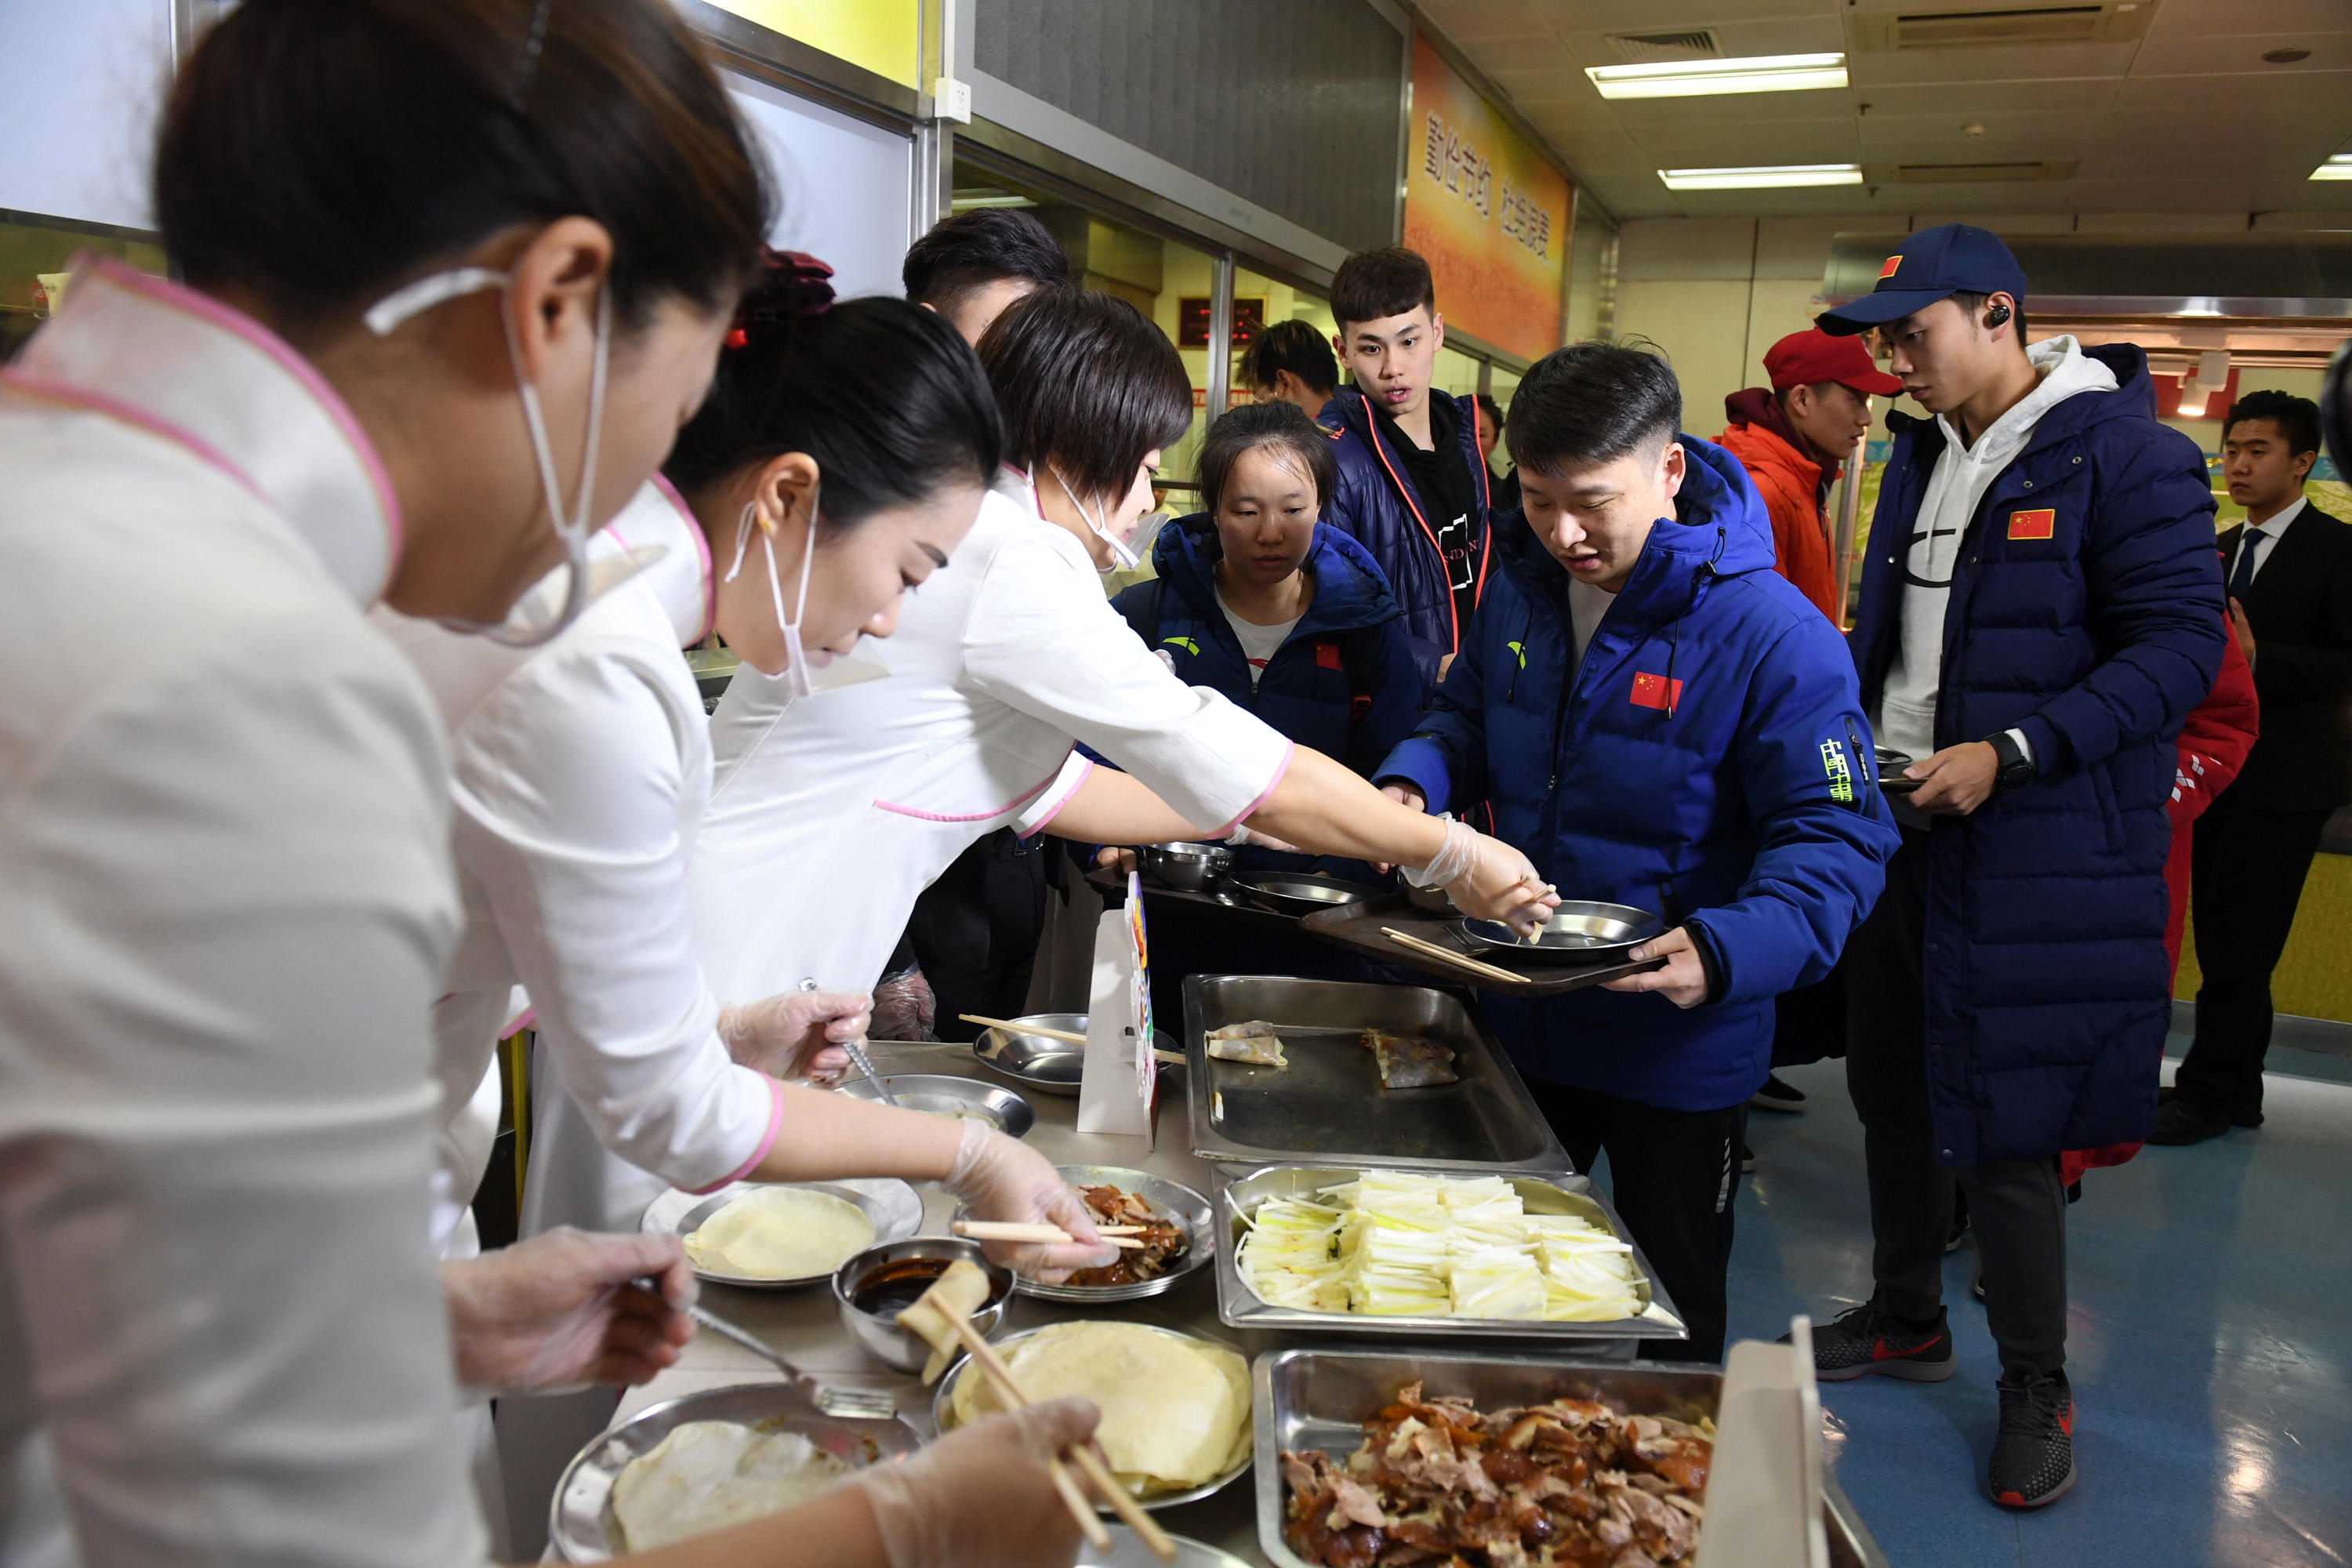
[1507,641,1528,669]
[1820,738,1854,804]
[1162,637,1200,655]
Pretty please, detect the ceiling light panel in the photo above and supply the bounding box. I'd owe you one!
[2313,155,2352,181]
[1658,163,1865,190]
[1588,53,1848,100]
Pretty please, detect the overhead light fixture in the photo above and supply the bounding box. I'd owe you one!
[1660,164,1864,191]
[1588,53,1847,100]
[2312,154,2352,180]
[2178,383,2209,417]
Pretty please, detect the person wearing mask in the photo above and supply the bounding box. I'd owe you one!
[1797,224,2225,1511]
[690,286,1556,1023]
[2154,390,2352,1144]
[1319,247,1491,684]
[1243,317,1341,420]
[0,5,1098,1566]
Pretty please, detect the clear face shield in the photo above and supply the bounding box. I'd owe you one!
[362,263,612,647]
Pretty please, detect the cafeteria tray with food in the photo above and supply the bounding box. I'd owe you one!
[1184,976,1569,1174]
[1298,895,1668,997]
[952,1164,1214,1303]
[1253,1347,1889,1568]
[1213,1164,1684,1344]
[641,1178,924,1290]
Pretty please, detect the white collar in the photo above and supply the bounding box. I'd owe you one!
[2,256,401,606]
[2244,495,2308,541]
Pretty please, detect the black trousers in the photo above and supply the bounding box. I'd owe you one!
[1526,1080,1744,1363]
[2176,793,2336,1120]
[906,828,1049,1043]
[1846,826,2069,1378]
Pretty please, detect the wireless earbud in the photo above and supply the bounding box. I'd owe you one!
[1987,303,2013,328]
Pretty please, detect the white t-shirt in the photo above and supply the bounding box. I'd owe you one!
[1569,577,1617,673]
[1219,595,1302,688]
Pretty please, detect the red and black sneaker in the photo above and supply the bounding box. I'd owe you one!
[1988,1370,2076,1508]
[1798,1298,1958,1383]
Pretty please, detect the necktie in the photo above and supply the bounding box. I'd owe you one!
[2229,528,2265,600]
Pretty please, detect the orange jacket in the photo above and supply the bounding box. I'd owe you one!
[1715,418,1840,625]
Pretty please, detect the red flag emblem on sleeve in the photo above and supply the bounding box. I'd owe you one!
[2008,508,2056,540]
[1315,641,1345,671]
[1630,671,1684,710]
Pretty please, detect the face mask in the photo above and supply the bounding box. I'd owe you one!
[724,485,819,698]
[1054,470,1140,573]
[364,263,612,647]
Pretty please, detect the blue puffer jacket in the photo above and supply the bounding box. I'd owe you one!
[1377,437,1899,1111]
[1850,343,2226,1164]
[1319,387,1493,682]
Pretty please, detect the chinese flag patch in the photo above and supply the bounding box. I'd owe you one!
[2008,508,2056,540]
[1630,671,1685,710]
[1878,254,1904,279]
[1315,641,1345,671]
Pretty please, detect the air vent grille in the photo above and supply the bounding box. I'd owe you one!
[1607,31,1722,64]
[1853,3,2154,51]
[1862,159,2079,183]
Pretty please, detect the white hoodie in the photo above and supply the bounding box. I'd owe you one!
[1875,336,2118,766]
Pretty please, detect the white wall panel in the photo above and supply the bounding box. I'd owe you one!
[724,74,912,301]
[0,0,174,230]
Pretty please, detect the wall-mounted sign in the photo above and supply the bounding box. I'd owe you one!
[702,1,920,90]
[1401,38,1570,363]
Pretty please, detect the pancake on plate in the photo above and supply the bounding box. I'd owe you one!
[612,1421,848,1549]
[683,1186,875,1279]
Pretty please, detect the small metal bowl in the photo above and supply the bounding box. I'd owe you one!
[1142,841,1233,891]
[833,1236,1014,1374]
[1453,899,1666,963]
[954,1164,1214,1305]
[834,1074,1036,1138]
[640,1178,924,1290]
[971,1012,1088,1097]
[1231,872,1385,920]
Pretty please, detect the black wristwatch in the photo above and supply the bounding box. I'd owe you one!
[1985,731,2036,793]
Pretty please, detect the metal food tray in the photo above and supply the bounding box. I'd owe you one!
[1183,975,1569,1174]
[1253,1346,1890,1568]
[953,1164,1214,1304]
[1299,894,1667,997]
[1213,1163,1682,1345]
[1085,863,1301,928]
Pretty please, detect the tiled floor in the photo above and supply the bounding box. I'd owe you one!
[1644,1040,2352,1567]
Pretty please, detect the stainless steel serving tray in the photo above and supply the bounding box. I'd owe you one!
[641,1178,924,1290]
[1451,898,1664,964]
[1212,1163,1683,1344]
[835,1073,1036,1138]
[550,1381,922,1561]
[1077,1527,1253,1567]
[1231,872,1386,919]
[971,1011,1088,1097]
[1183,975,1568,1174]
[1253,1347,1889,1568]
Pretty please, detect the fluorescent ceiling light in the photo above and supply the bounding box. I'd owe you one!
[2312,154,2352,181]
[1589,53,1847,100]
[1660,164,1864,191]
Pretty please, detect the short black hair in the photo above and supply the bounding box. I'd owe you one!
[1199,401,1338,517]
[1330,246,1436,333]
[1474,393,1504,433]
[1240,318,1338,397]
[902,208,1070,315]
[978,286,1195,500]
[2223,389,2321,457]
[1947,289,2030,347]
[1507,340,1682,475]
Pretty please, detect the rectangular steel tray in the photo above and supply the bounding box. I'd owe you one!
[1212,1163,1684,1345]
[1182,975,1568,1174]
[1253,1346,1889,1568]
[1300,894,1667,997]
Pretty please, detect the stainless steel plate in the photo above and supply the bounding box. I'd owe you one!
[834,1073,1036,1138]
[1213,1163,1683,1344]
[1452,899,1664,962]
[1079,1528,1254,1568]
[935,1323,1254,1512]
[641,1178,924,1290]
[1253,1347,1889,1568]
[1184,975,1569,1174]
[1230,872,1385,919]
[971,1013,1088,1097]
[958,1165,1214,1305]
[550,1381,923,1561]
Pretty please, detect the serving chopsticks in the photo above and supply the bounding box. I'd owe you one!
[1378,926,1526,985]
[951,1219,1145,1249]
[960,1012,1087,1044]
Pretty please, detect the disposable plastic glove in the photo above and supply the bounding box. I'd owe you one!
[853,1397,1101,1568]
[717,985,870,1081]
[441,1228,695,1395]
[1403,815,1558,936]
[944,1120,1116,1281]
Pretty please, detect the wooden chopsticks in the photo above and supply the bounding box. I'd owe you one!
[960,1012,1087,1044]
[1378,925,1526,985]
[951,1220,1145,1250]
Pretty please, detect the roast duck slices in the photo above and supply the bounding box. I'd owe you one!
[1282,1381,1712,1568]
[1064,1183,1189,1288]
[1205,1022,1457,1089]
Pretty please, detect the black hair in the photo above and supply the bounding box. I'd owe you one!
[1507,340,1682,475]
[977,287,1194,501]
[1199,401,1338,517]
[1474,392,1504,433]
[665,284,1003,531]
[1947,289,2031,347]
[902,209,1070,316]
[158,0,771,332]
[2222,389,2321,457]
[1240,318,1338,397]
[1330,246,1436,333]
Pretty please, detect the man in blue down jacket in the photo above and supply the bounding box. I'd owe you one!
[1801,225,2226,1512]
[1375,343,1897,1364]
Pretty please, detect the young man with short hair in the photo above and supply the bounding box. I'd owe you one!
[2155,390,2352,1145]
[1242,318,1339,420]
[1319,246,1491,681]
[902,207,1070,345]
[1374,343,1896,1364]
[1803,223,2226,1509]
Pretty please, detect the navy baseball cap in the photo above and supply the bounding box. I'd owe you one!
[1817,223,2028,336]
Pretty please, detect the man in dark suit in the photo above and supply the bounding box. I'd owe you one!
[2154,390,2352,1145]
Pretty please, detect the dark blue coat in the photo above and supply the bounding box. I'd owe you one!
[1318,387,1493,681]
[1377,437,1899,1112]
[1849,343,2226,1163]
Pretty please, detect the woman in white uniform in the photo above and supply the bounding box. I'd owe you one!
[691,287,1555,1006]
[0,5,1095,1567]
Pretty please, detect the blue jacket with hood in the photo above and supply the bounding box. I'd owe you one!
[1377,437,1899,1111]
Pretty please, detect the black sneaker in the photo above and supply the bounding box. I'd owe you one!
[2148,1098,2232,1146]
[1750,1073,1807,1113]
[2158,1084,2263,1128]
[1988,1370,2075,1508]
[1799,1299,1958,1383]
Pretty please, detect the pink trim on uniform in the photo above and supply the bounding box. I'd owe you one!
[1018,756,1095,839]
[1213,739,1296,838]
[83,256,407,561]
[0,370,267,506]
[650,471,717,644]
[874,768,1059,823]
[690,1073,785,1193]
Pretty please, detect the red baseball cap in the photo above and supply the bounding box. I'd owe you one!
[1764,328,1904,396]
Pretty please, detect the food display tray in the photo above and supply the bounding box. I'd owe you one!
[1299,894,1667,997]
[1211,1163,1682,1345]
[1181,975,1569,1174]
[1252,1347,1890,1568]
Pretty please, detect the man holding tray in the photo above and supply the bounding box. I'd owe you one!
[1374,341,1898,1361]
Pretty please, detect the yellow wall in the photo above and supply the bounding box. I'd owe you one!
[2176,852,2352,1025]
[702,1,919,88]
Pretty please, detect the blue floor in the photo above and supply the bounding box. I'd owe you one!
[1594,1038,2352,1566]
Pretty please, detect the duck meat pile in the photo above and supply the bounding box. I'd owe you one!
[1063,1184,1189,1288]
[1280,1381,1711,1567]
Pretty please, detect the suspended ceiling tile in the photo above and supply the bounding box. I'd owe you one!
[1526,0,1842,38]
[2130,34,2352,75]
[1849,79,2125,114]
[2112,68,2352,108]
[2144,0,2352,41]
[1845,42,2143,86]
[1415,0,1555,45]
[1602,91,1860,133]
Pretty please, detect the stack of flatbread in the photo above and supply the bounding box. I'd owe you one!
[611,1421,848,1549]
